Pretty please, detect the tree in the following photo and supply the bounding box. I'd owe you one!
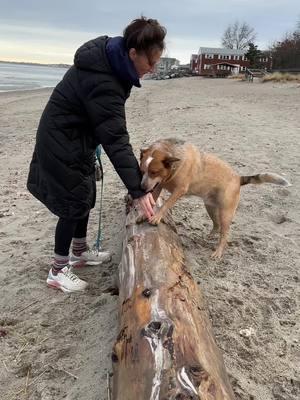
[296,16,300,34]
[222,21,256,50]
[270,18,300,69]
[245,43,262,68]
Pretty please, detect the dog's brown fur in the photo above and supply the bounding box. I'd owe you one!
[140,139,291,259]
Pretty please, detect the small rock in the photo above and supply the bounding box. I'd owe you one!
[0,329,7,337]
[239,327,255,338]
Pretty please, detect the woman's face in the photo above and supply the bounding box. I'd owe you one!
[129,48,162,78]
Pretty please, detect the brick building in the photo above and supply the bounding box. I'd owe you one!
[191,47,248,76]
[191,47,271,77]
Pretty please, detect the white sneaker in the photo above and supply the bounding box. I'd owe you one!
[46,266,88,293]
[69,248,111,267]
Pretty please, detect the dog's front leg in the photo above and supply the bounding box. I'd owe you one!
[152,184,163,203]
[149,189,186,225]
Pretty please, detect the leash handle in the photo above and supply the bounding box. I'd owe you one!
[95,145,104,181]
[95,145,104,251]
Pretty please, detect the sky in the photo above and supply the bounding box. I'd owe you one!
[0,0,299,64]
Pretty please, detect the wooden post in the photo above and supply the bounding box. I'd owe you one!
[112,199,235,400]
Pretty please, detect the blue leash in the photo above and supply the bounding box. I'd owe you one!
[94,145,104,252]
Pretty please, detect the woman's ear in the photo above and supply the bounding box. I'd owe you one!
[128,48,137,62]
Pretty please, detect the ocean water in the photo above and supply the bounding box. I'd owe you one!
[0,62,69,92]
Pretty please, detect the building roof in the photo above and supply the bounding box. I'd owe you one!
[198,47,246,56]
[159,57,178,62]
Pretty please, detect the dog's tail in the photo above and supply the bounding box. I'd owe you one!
[240,173,291,187]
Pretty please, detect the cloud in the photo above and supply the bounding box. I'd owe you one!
[0,0,299,63]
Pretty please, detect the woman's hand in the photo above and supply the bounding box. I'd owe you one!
[134,192,155,220]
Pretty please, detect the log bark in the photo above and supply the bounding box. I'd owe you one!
[112,199,235,400]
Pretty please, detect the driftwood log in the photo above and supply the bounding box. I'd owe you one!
[111,198,235,400]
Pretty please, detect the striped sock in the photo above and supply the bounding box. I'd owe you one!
[72,237,88,257]
[52,254,69,272]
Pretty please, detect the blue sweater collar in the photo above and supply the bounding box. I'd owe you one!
[105,36,141,88]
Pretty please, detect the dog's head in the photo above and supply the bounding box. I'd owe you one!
[140,147,180,192]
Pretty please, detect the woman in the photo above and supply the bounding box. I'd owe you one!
[27,16,166,293]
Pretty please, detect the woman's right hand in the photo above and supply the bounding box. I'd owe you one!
[133,192,155,220]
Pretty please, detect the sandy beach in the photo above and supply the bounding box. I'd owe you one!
[0,77,299,400]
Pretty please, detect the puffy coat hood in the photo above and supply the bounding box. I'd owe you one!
[74,35,110,73]
[105,36,141,88]
[74,36,141,88]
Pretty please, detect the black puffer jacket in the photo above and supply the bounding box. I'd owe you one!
[27,36,145,219]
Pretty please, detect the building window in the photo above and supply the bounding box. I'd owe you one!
[205,54,214,59]
[204,64,212,70]
[219,55,231,60]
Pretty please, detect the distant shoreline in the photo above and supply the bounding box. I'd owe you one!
[0,60,71,69]
[0,87,53,96]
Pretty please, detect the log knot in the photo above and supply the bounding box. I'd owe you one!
[142,288,152,298]
[142,321,162,338]
[142,319,174,340]
[111,352,119,363]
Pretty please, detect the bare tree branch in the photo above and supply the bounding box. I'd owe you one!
[222,21,256,50]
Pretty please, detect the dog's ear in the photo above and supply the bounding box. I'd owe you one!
[140,148,149,160]
[163,156,181,168]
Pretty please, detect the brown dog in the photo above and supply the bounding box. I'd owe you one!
[140,138,291,259]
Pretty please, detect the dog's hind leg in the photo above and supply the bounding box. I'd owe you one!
[211,210,232,259]
[204,204,220,237]
[211,190,240,259]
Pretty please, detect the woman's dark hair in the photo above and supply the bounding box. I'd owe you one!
[123,16,166,57]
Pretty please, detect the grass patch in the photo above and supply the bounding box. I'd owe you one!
[227,73,246,80]
[262,72,300,82]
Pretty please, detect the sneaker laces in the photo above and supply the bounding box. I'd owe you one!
[64,268,83,283]
[85,248,98,256]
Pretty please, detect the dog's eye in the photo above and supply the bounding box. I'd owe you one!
[150,170,160,176]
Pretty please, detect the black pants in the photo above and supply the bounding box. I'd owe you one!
[54,213,90,256]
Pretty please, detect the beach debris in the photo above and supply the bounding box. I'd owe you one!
[0,329,7,337]
[272,214,291,224]
[0,209,14,217]
[239,327,256,338]
[112,195,235,399]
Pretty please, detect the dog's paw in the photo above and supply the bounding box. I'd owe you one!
[149,214,162,225]
[210,247,224,260]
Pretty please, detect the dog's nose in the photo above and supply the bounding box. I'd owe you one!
[141,176,147,190]
[141,182,147,190]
